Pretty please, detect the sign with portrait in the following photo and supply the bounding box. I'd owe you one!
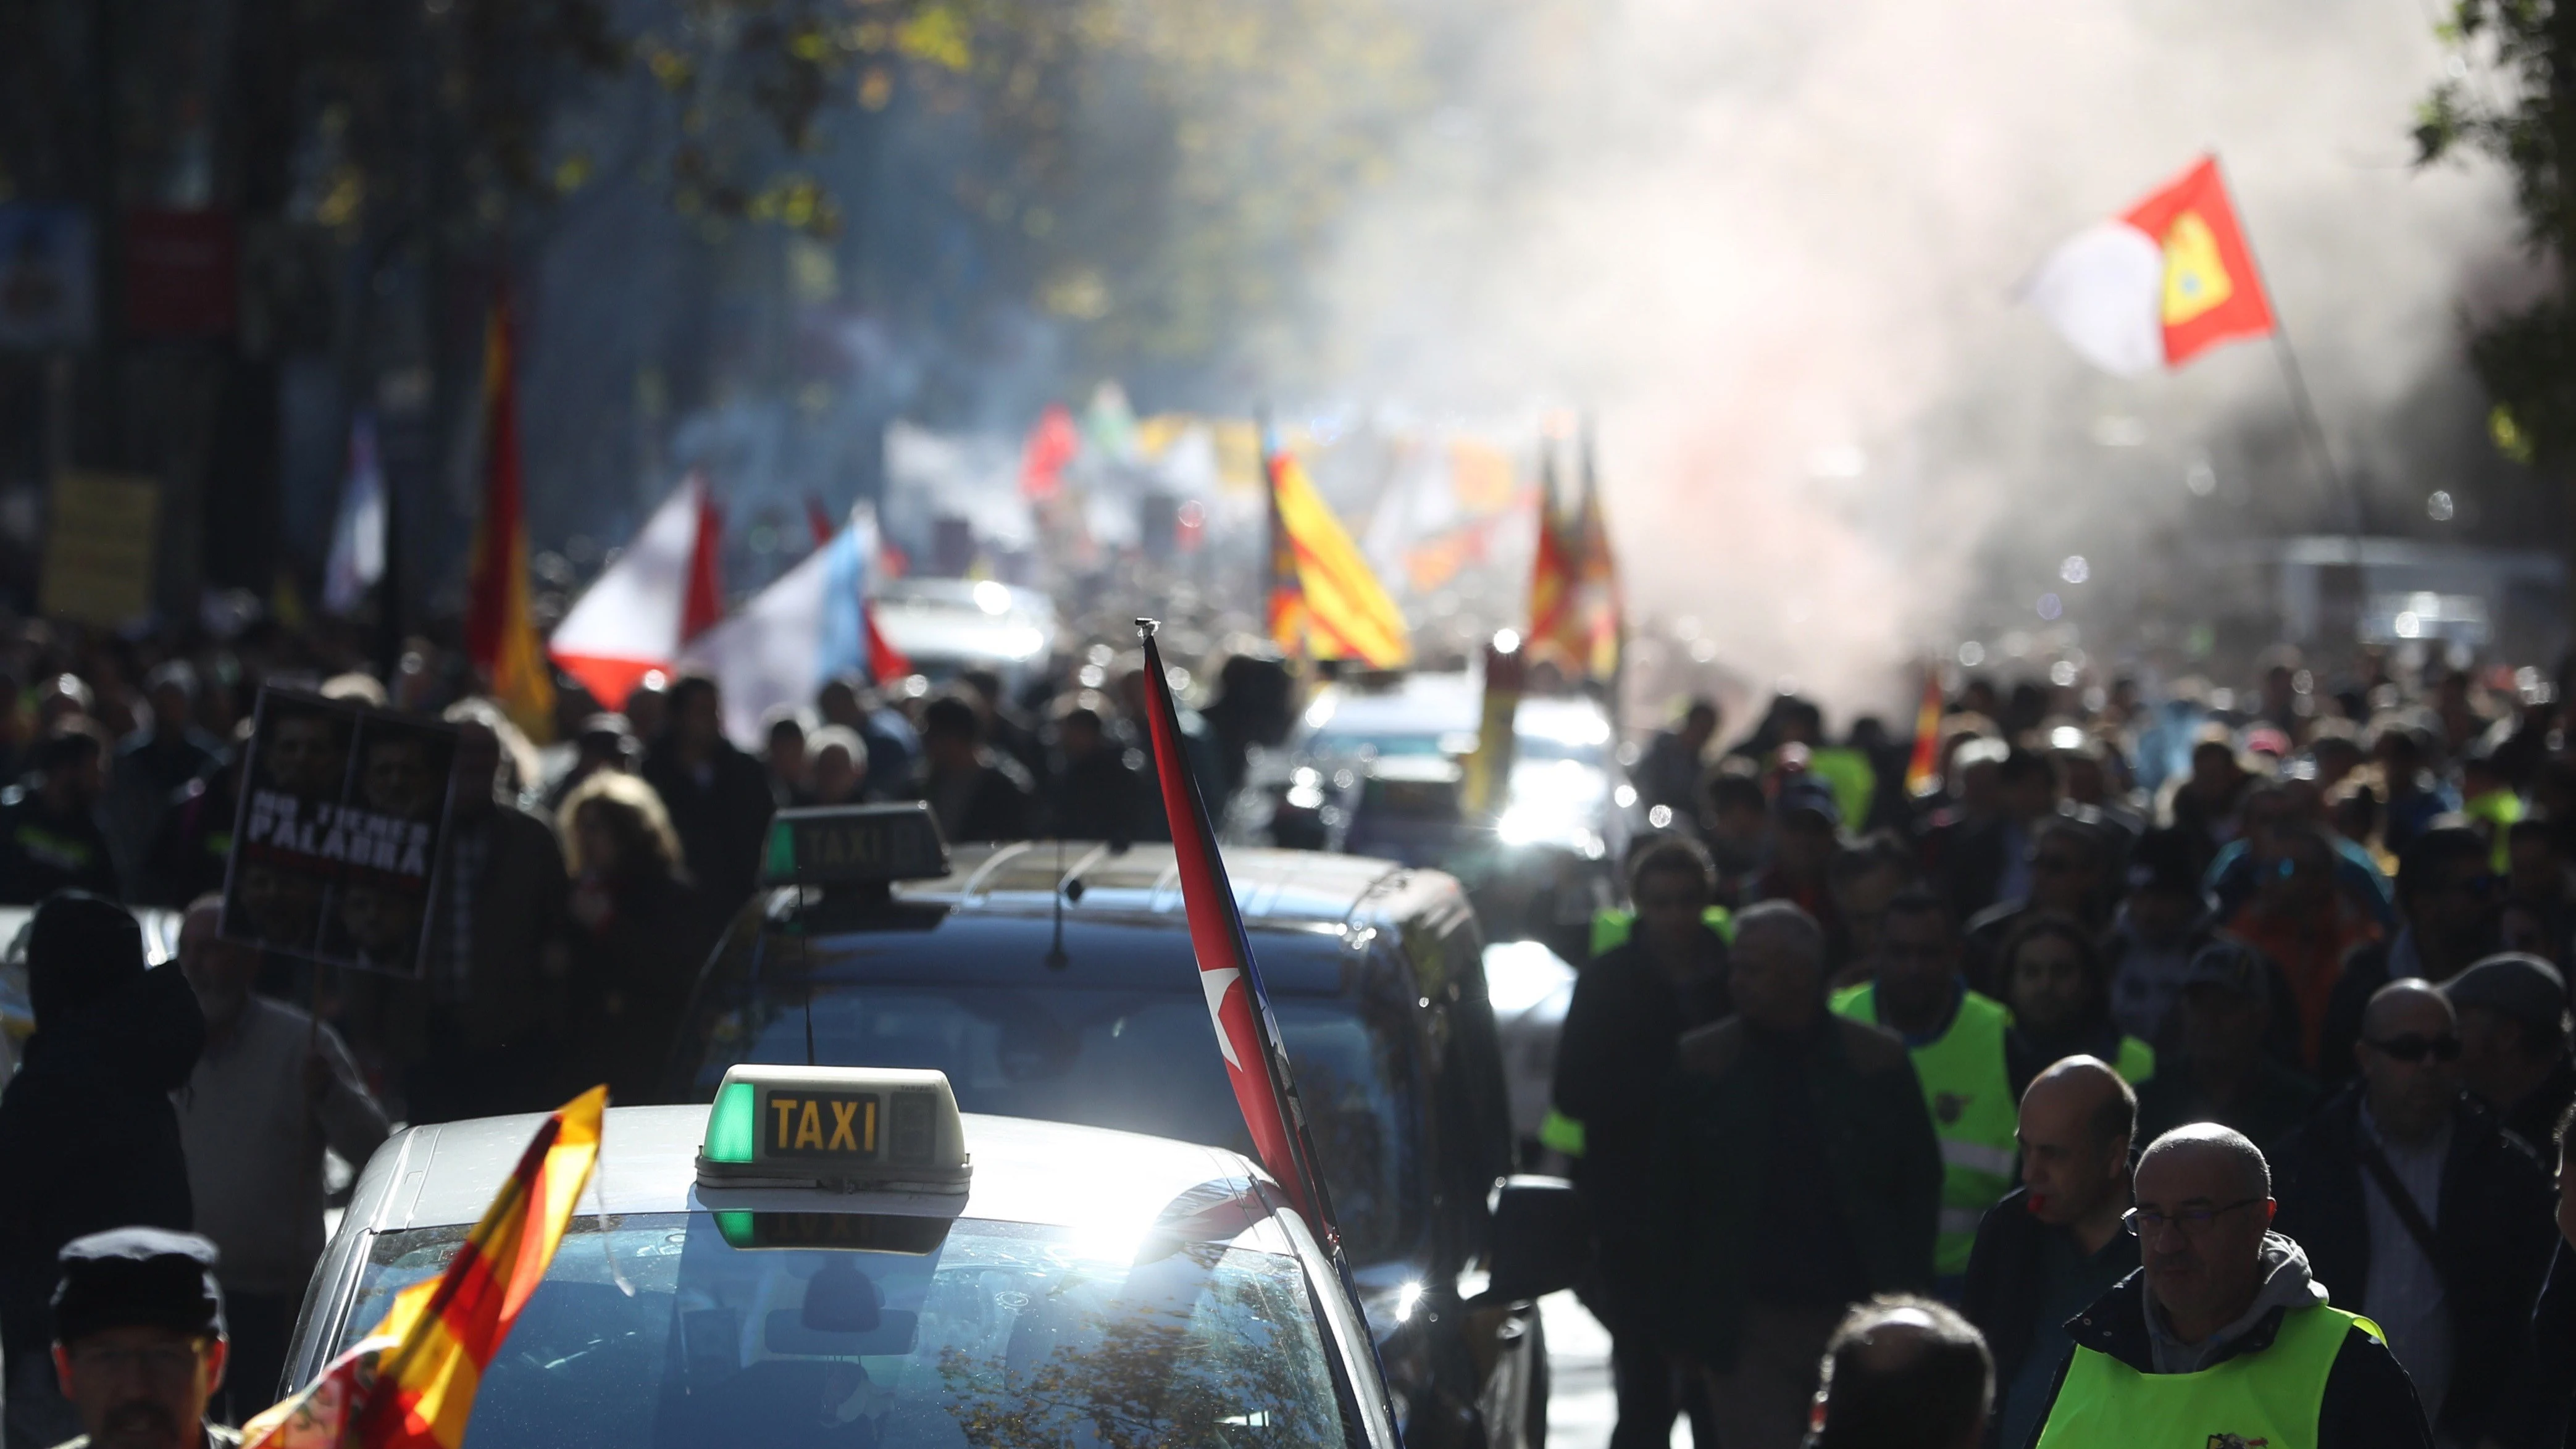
[220,689,459,976]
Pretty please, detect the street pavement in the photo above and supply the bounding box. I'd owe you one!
[1542,1290,1623,1449]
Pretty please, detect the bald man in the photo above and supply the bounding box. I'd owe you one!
[2273,980,2556,1448]
[1960,1058,2139,1449]
[1809,1295,1993,1449]
[2028,1125,2428,1449]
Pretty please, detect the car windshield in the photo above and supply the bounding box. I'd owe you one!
[690,987,1421,1266]
[340,1213,1357,1449]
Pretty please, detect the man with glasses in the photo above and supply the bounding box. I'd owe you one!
[2272,980,2555,1449]
[2027,1124,2430,1449]
[45,1228,234,1449]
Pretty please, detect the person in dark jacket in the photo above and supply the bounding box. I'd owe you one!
[2135,940,2321,1148]
[0,726,120,904]
[0,893,204,1449]
[1652,901,1940,1449]
[1998,914,2154,1097]
[2271,981,2557,1449]
[2525,1117,2576,1449]
[639,675,776,911]
[1960,1059,2139,1449]
[902,695,1037,844]
[557,770,712,1106]
[2026,1125,2430,1449]
[1042,706,1153,844]
[1636,699,1720,836]
[2443,953,2576,1151]
[1554,837,1733,1449]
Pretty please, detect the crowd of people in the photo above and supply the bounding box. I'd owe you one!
[1558,648,2576,1449]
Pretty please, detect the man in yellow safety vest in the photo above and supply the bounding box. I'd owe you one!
[1832,887,2017,1283]
[2026,1124,2431,1449]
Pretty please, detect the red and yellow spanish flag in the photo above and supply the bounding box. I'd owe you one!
[1266,446,1410,669]
[2023,154,2277,376]
[1904,667,1946,797]
[1571,430,1622,682]
[463,293,558,741]
[239,1087,606,1449]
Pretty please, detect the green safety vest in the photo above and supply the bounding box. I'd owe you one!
[2033,1305,2380,1449]
[1587,904,1736,959]
[1831,982,2016,1277]
[2116,1035,2157,1087]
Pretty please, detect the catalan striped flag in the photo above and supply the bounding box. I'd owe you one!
[1265,443,1410,669]
[1525,445,1579,671]
[239,1087,606,1449]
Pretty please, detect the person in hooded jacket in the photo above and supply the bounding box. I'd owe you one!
[2024,1125,2429,1449]
[0,892,204,1449]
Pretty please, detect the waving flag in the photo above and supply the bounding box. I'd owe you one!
[461,294,557,741]
[548,474,722,709]
[1904,667,1946,797]
[1266,445,1410,668]
[2023,155,2277,376]
[1524,445,1580,672]
[322,413,387,618]
[679,508,897,744]
[1573,422,1623,682]
[1135,618,1337,1239]
[240,1087,605,1449]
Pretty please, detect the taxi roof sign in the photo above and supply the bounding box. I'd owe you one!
[760,803,950,888]
[697,1064,973,1195]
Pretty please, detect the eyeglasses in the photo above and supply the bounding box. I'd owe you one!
[69,1343,206,1382]
[2123,1197,2264,1238]
[2364,1033,2463,1064]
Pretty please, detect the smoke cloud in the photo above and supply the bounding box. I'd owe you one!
[1302,0,2530,711]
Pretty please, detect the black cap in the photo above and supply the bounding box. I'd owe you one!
[26,890,145,1024]
[51,1229,225,1345]
[2443,953,2569,1039]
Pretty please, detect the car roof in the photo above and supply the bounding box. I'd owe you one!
[1304,674,1613,750]
[354,1105,1282,1242]
[883,840,1424,927]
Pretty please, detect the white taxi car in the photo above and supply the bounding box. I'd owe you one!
[280,1064,1585,1449]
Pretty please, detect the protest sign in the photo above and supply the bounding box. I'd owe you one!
[222,690,458,975]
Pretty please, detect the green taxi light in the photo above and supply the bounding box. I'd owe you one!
[696,1064,972,1195]
[758,804,950,889]
[705,1080,758,1164]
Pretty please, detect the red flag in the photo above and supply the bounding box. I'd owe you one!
[805,495,835,549]
[1134,619,1334,1237]
[681,482,724,643]
[866,605,911,683]
[2119,156,2275,368]
[1019,404,1080,500]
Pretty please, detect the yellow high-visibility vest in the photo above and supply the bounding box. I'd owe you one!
[2033,1304,2378,1449]
[1831,982,2016,1276]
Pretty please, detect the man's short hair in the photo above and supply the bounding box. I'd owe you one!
[1996,747,2053,789]
[1881,885,1953,936]
[2139,1123,2272,1200]
[1629,836,1715,899]
[1812,1295,1992,1449]
[1707,769,1768,816]
[1733,899,1824,962]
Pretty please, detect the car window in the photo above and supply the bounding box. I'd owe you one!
[342,1213,1359,1449]
[690,987,1424,1266]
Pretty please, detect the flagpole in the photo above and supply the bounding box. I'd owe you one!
[2209,152,2365,541]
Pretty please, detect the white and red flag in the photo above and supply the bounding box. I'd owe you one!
[2023,154,2277,376]
[548,472,723,709]
[1134,618,1339,1242]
